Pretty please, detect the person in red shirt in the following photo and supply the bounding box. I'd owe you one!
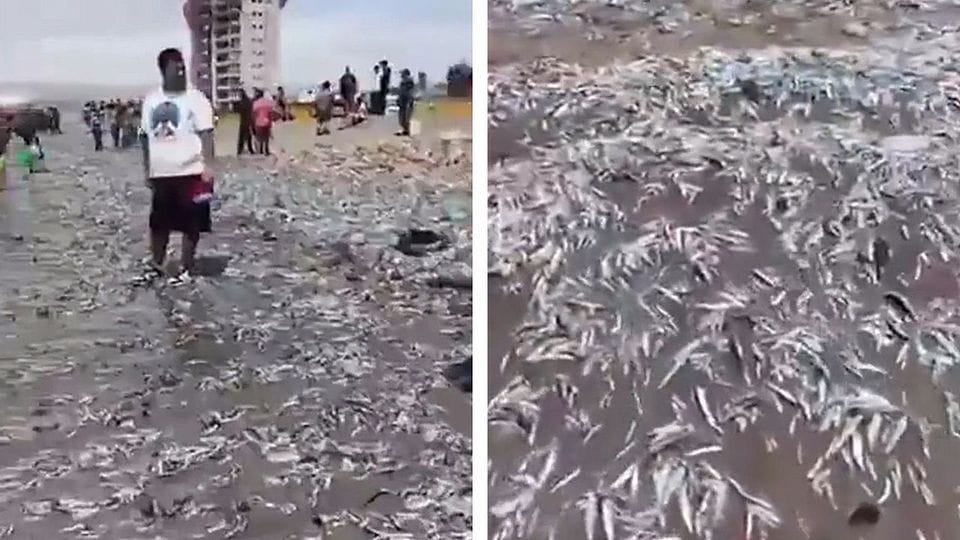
[251,89,275,155]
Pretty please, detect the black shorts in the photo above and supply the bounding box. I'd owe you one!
[149,175,211,235]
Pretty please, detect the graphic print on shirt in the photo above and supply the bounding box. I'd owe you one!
[150,101,181,140]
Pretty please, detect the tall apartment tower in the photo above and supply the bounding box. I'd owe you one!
[182,0,287,111]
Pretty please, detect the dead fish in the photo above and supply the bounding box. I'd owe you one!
[884,292,916,322]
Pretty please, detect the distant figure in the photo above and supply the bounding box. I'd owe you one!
[25,136,47,173]
[105,102,119,148]
[397,68,416,136]
[314,81,333,136]
[139,47,216,276]
[48,107,62,134]
[127,103,142,147]
[236,88,255,155]
[378,59,392,115]
[90,110,104,151]
[113,102,128,148]
[339,66,358,119]
[276,86,291,121]
[252,88,275,155]
[122,101,138,147]
[371,64,382,115]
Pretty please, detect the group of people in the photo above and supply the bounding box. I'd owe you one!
[228,59,420,156]
[47,46,425,279]
[83,99,142,152]
[313,61,418,137]
[312,67,369,136]
[369,60,418,136]
[234,87,286,156]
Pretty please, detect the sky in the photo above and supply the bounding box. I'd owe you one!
[0,0,472,90]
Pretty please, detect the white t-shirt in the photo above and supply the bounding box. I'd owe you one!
[140,88,214,179]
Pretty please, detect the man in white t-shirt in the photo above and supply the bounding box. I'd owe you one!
[139,47,216,276]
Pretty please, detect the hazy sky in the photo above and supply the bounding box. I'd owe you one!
[0,0,471,88]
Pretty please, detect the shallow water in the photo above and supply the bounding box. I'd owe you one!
[0,119,471,538]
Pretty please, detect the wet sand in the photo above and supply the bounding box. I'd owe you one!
[490,2,960,539]
[0,113,472,537]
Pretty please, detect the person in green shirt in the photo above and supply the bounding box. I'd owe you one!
[15,135,46,174]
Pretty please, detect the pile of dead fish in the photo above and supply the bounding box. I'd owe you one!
[289,139,472,182]
[490,22,960,540]
[225,158,472,289]
[0,137,471,537]
[490,0,929,38]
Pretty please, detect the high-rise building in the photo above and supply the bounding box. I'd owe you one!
[182,0,288,111]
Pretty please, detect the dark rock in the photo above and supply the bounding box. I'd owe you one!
[395,228,450,256]
[703,156,724,170]
[443,358,472,393]
[193,255,229,277]
[31,420,60,433]
[427,273,472,290]
[873,237,890,277]
[848,502,880,526]
[775,197,789,213]
[738,79,763,103]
